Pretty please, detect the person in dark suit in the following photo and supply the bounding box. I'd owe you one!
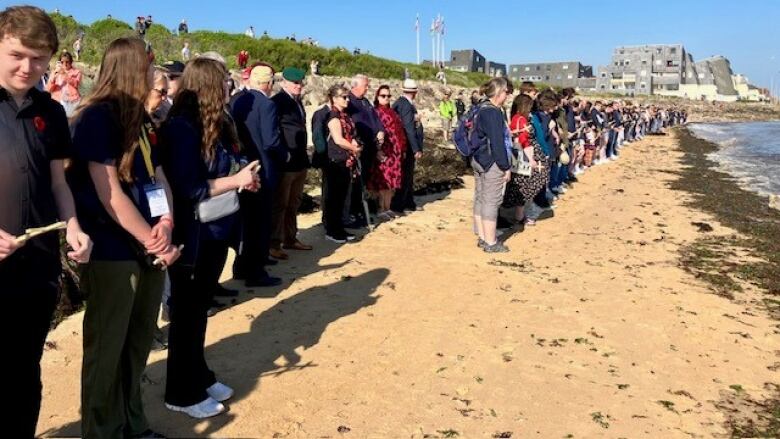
[269,67,312,260]
[229,63,285,287]
[391,78,424,214]
[346,74,385,226]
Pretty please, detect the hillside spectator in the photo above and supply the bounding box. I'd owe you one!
[69,36,179,438]
[455,91,466,123]
[369,85,407,220]
[270,67,313,259]
[390,78,424,214]
[47,50,82,116]
[0,7,92,437]
[181,41,190,61]
[436,69,446,85]
[145,15,153,30]
[178,19,188,35]
[245,26,255,38]
[72,36,82,61]
[135,16,146,37]
[310,59,319,76]
[439,89,455,141]
[237,50,249,69]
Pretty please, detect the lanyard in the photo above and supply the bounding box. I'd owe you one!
[138,123,156,183]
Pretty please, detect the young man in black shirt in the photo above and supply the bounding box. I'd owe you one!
[0,6,92,437]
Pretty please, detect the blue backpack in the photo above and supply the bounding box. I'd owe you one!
[453,103,486,157]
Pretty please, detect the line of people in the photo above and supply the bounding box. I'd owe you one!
[465,78,687,253]
[1,5,435,436]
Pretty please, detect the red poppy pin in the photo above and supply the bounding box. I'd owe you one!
[33,116,46,133]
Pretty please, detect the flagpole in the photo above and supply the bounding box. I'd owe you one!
[440,18,445,68]
[431,18,435,67]
[435,14,441,68]
[416,14,420,65]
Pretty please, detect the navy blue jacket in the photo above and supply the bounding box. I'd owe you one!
[392,96,423,153]
[159,115,239,266]
[229,89,286,188]
[566,105,577,134]
[347,92,384,153]
[272,90,309,172]
[590,108,605,130]
[472,103,510,172]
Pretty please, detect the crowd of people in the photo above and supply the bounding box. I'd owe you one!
[1,5,690,438]
[461,79,687,252]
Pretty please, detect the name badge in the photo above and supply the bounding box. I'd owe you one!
[144,183,170,218]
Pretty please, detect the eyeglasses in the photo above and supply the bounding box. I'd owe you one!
[153,88,168,97]
[337,95,349,99]
[378,94,391,98]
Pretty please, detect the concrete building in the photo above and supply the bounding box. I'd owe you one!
[508,61,593,88]
[595,44,758,101]
[486,61,507,78]
[449,49,487,73]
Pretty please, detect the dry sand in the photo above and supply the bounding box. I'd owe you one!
[37,131,779,438]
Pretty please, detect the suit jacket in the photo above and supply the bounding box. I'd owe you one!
[229,89,286,187]
[392,96,423,153]
[271,90,309,172]
[310,104,330,168]
[347,93,383,154]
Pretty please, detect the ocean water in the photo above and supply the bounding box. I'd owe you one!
[688,121,780,196]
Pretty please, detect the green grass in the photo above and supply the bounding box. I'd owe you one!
[50,13,488,87]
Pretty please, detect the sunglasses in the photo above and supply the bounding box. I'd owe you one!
[337,95,349,99]
[378,94,391,98]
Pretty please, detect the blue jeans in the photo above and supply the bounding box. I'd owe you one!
[606,130,617,157]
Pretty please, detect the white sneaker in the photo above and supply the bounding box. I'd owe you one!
[206,382,234,402]
[610,155,619,161]
[166,397,225,418]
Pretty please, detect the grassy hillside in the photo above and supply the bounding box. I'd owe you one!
[50,13,489,87]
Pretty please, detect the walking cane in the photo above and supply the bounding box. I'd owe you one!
[13,221,67,245]
[354,159,374,232]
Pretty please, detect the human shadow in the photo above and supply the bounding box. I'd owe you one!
[43,268,389,438]
[149,267,389,437]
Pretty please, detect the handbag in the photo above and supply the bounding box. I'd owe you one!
[560,146,571,166]
[196,190,239,222]
[513,147,532,176]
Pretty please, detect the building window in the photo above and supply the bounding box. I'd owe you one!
[640,83,646,88]
[614,62,619,66]
[567,74,573,79]
[535,65,540,71]
[670,47,677,54]
[601,72,606,78]
[600,85,606,90]
[512,67,518,72]
[562,64,569,70]
[625,60,630,65]
[545,75,550,80]
[556,75,561,80]
[655,60,662,65]
[656,48,662,54]
[642,60,647,65]
[640,70,647,76]
[524,66,530,71]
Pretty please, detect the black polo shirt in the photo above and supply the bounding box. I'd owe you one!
[0,87,71,262]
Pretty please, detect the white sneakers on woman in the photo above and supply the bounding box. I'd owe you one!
[166,397,224,418]
[166,382,234,418]
[206,381,234,402]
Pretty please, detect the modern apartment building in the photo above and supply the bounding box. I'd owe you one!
[486,61,507,78]
[508,61,593,87]
[595,44,744,100]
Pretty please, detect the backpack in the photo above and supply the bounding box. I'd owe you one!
[310,105,330,169]
[453,102,486,157]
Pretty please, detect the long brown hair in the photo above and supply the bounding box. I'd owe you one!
[73,37,150,182]
[167,57,228,161]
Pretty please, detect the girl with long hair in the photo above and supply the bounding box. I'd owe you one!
[159,57,259,418]
[68,37,179,437]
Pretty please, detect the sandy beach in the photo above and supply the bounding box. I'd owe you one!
[36,130,779,438]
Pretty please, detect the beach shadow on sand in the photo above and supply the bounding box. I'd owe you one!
[43,267,389,438]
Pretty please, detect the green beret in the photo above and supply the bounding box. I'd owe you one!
[282,67,305,82]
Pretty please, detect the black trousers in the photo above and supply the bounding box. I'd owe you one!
[391,149,417,212]
[165,238,226,406]
[1,248,59,438]
[234,185,273,279]
[323,160,351,237]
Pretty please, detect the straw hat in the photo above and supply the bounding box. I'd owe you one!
[402,78,418,93]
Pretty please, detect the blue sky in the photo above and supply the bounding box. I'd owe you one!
[13,0,780,90]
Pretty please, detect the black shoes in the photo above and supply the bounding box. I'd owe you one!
[213,285,239,297]
[245,275,282,288]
